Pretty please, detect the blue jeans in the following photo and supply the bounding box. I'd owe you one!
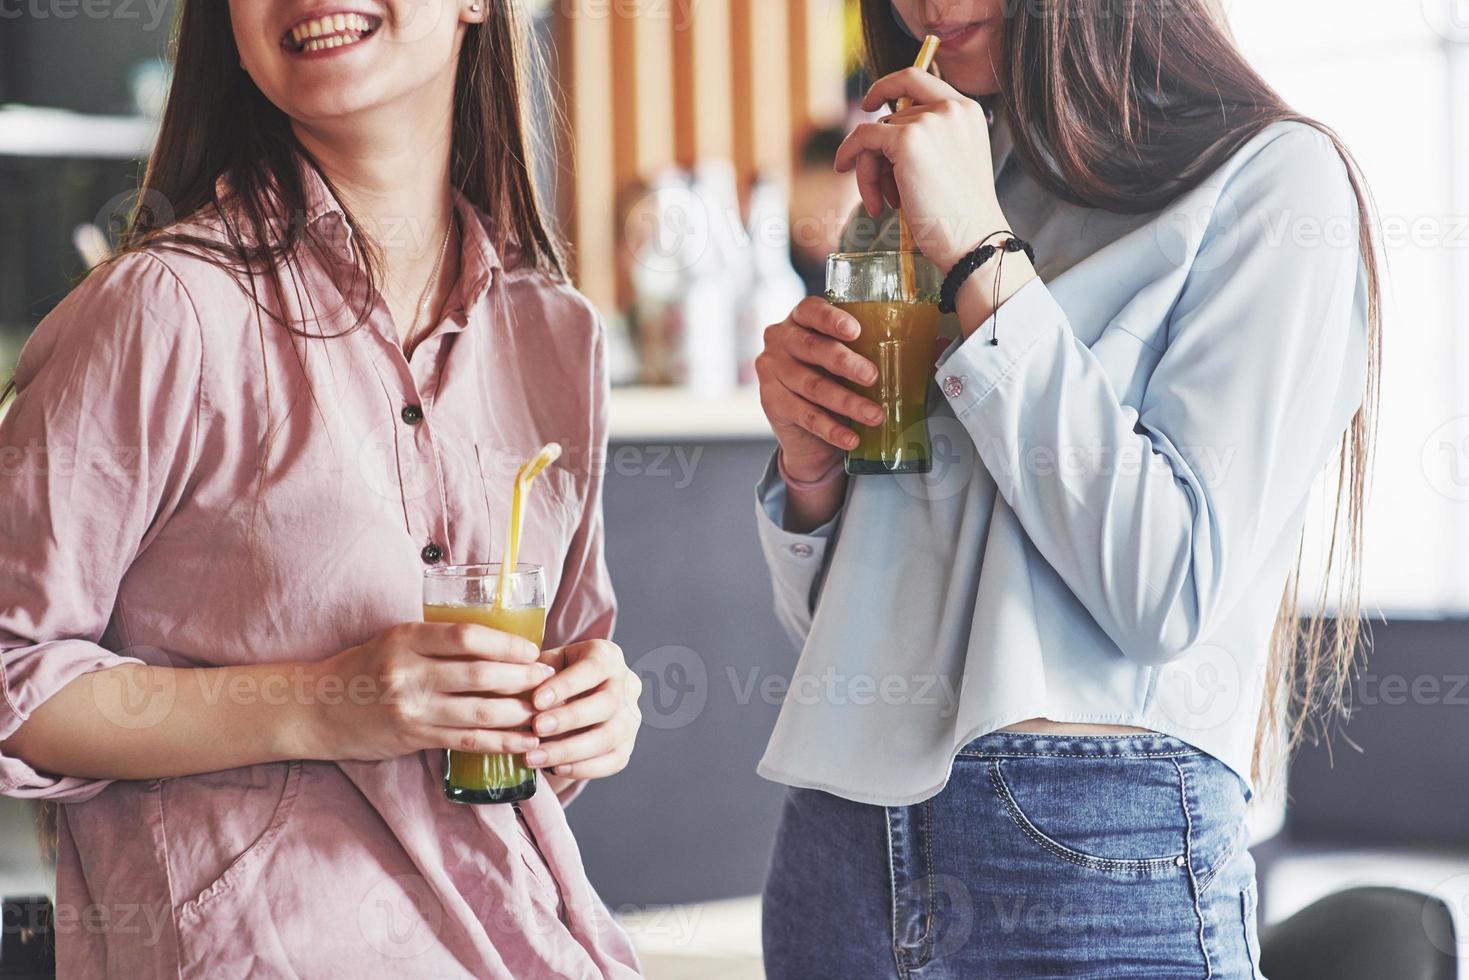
[762,732,1265,979]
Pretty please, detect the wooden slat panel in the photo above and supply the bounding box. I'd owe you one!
[731,0,794,191]
[787,0,847,136]
[554,0,617,309]
[611,0,676,182]
[671,0,734,166]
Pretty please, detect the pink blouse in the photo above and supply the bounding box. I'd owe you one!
[0,161,642,978]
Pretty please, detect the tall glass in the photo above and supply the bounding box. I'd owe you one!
[826,251,942,475]
[423,563,545,805]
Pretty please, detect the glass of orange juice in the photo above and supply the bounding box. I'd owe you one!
[423,562,545,804]
[826,251,943,475]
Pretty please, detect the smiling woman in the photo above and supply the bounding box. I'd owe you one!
[0,1,644,977]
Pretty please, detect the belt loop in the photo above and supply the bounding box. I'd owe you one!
[885,801,935,972]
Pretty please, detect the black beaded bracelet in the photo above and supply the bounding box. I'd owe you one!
[938,235,1035,314]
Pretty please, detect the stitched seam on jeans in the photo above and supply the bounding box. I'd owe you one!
[988,760,1180,875]
[1241,882,1263,978]
[1197,823,1247,894]
[884,808,911,974]
[1175,758,1212,980]
[959,748,1199,760]
[921,799,935,966]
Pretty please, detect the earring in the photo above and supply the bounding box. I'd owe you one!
[469,2,481,10]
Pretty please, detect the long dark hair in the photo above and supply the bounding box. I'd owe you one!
[863,0,1381,783]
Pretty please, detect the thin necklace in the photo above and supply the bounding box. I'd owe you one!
[404,212,455,351]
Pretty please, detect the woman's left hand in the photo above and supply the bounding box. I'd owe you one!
[835,68,1010,271]
[525,639,642,780]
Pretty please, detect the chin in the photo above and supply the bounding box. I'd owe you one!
[942,63,1001,98]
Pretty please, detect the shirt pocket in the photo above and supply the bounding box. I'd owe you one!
[162,761,304,922]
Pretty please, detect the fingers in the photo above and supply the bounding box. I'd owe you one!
[524,712,638,771]
[781,364,883,426]
[790,296,860,340]
[433,659,554,695]
[430,725,542,755]
[427,693,537,732]
[772,319,877,385]
[834,122,902,175]
[531,684,619,737]
[854,148,888,218]
[538,750,630,780]
[409,622,541,663]
[531,641,619,710]
[861,66,959,112]
[766,382,860,450]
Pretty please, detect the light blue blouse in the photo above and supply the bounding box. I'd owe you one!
[754,117,1368,806]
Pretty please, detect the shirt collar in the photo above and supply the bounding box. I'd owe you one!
[212,153,505,327]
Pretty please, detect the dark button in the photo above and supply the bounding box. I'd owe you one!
[420,543,443,565]
[401,404,424,426]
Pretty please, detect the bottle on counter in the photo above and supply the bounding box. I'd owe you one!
[739,172,807,386]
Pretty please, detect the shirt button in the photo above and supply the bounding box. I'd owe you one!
[942,375,965,399]
[789,543,814,559]
[401,404,424,426]
[420,543,443,565]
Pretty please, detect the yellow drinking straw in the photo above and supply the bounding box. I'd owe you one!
[494,442,562,609]
[897,34,941,301]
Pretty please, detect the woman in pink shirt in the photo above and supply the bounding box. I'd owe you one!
[0,1,644,976]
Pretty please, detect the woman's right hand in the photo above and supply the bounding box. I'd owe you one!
[302,622,552,762]
[754,297,884,482]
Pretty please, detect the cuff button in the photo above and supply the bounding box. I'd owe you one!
[789,543,814,559]
[942,375,965,399]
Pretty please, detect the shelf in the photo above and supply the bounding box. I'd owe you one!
[0,105,156,160]
[608,385,771,442]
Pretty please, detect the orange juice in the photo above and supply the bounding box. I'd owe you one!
[425,600,546,803]
[837,299,941,474]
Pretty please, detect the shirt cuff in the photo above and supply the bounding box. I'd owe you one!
[1,640,145,800]
[755,451,839,550]
[934,277,1067,417]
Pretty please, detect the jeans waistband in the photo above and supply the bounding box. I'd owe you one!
[956,730,1203,760]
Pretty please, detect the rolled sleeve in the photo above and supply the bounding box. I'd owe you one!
[753,453,839,649]
[0,251,202,800]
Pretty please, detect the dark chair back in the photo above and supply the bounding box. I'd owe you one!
[1260,886,1457,980]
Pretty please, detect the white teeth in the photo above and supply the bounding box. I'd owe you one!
[289,12,374,49]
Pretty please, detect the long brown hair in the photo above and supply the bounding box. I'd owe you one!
[863,0,1381,783]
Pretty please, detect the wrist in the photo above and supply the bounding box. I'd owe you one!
[955,251,1037,339]
[272,660,333,761]
[778,449,844,488]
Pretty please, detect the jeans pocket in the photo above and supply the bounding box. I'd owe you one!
[1241,879,1264,978]
[986,756,1188,876]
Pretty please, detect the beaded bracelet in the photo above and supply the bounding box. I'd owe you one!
[937,235,1035,315]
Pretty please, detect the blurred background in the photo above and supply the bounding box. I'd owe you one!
[4,0,1469,976]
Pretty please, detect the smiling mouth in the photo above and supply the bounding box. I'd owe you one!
[282,11,383,54]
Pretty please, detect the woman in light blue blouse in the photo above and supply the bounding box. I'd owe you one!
[751,0,1379,976]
